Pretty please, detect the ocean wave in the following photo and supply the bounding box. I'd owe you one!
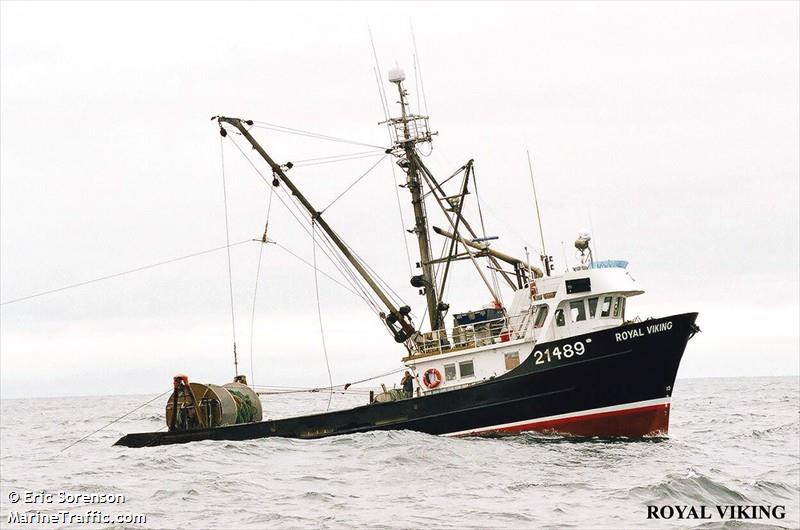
[628,469,753,505]
[2,377,798,529]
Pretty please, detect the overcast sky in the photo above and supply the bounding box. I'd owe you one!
[1,1,798,399]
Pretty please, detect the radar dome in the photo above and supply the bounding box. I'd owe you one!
[388,66,406,83]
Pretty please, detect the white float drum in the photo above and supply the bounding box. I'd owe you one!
[223,382,263,423]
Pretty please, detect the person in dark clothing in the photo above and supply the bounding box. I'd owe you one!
[401,371,414,398]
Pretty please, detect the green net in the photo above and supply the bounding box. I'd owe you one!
[228,389,256,424]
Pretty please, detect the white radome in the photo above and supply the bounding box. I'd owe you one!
[388,66,406,83]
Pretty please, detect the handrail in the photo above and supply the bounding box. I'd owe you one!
[410,312,534,356]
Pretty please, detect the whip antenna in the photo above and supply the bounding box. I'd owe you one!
[527,149,551,276]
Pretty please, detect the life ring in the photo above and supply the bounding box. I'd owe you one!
[422,368,442,389]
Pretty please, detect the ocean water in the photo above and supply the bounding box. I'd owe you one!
[1,377,798,529]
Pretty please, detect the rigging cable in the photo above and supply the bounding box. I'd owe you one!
[0,240,252,306]
[388,157,414,276]
[273,242,360,297]
[292,152,386,168]
[251,366,407,394]
[249,186,275,387]
[290,150,385,167]
[281,182,384,314]
[226,135,382,315]
[226,131,404,342]
[60,389,172,452]
[345,242,412,310]
[220,137,239,378]
[321,154,388,213]
[250,121,384,150]
[471,165,504,306]
[275,177,383,313]
[312,220,334,411]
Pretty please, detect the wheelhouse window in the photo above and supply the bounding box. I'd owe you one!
[600,296,613,317]
[555,309,566,327]
[588,297,599,318]
[534,306,548,328]
[444,363,456,381]
[620,298,626,320]
[459,360,475,378]
[569,300,586,322]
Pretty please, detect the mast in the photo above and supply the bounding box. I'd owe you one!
[216,116,415,342]
[385,67,443,331]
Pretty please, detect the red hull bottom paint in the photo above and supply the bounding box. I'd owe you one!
[467,403,671,438]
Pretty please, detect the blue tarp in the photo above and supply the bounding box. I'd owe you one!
[590,260,629,269]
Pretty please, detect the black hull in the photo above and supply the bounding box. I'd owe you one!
[116,312,698,447]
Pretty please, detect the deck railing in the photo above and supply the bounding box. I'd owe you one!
[410,312,533,357]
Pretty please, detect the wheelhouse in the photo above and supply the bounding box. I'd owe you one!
[404,260,644,395]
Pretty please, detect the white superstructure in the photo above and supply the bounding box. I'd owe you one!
[405,261,644,394]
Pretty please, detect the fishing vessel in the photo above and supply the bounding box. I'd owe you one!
[116,66,700,448]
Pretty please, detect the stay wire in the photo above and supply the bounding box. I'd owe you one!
[227,134,393,337]
[345,242,411,310]
[220,138,239,377]
[249,186,275,386]
[292,152,386,169]
[60,389,172,452]
[471,165,504,306]
[422,164,466,200]
[272,242,360,297]
[289,187,383,313]
[269,159,388,315]
[251,122,384,150]
[321,154,388,213]
[275,173,382,312]
[384,136,413,277]
[227,135,376,310]
[0,240,253,306]
[251,366,406,393]
[312,221,334,411]
[226,133,388,390]
[228,136,387,330]
[292,149,382,163]
[291,149,384,165]
[249,245,264,386]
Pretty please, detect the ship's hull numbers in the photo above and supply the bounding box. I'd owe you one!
[533,341,586,365]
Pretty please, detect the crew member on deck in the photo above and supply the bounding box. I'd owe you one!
[401,371,414,398]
